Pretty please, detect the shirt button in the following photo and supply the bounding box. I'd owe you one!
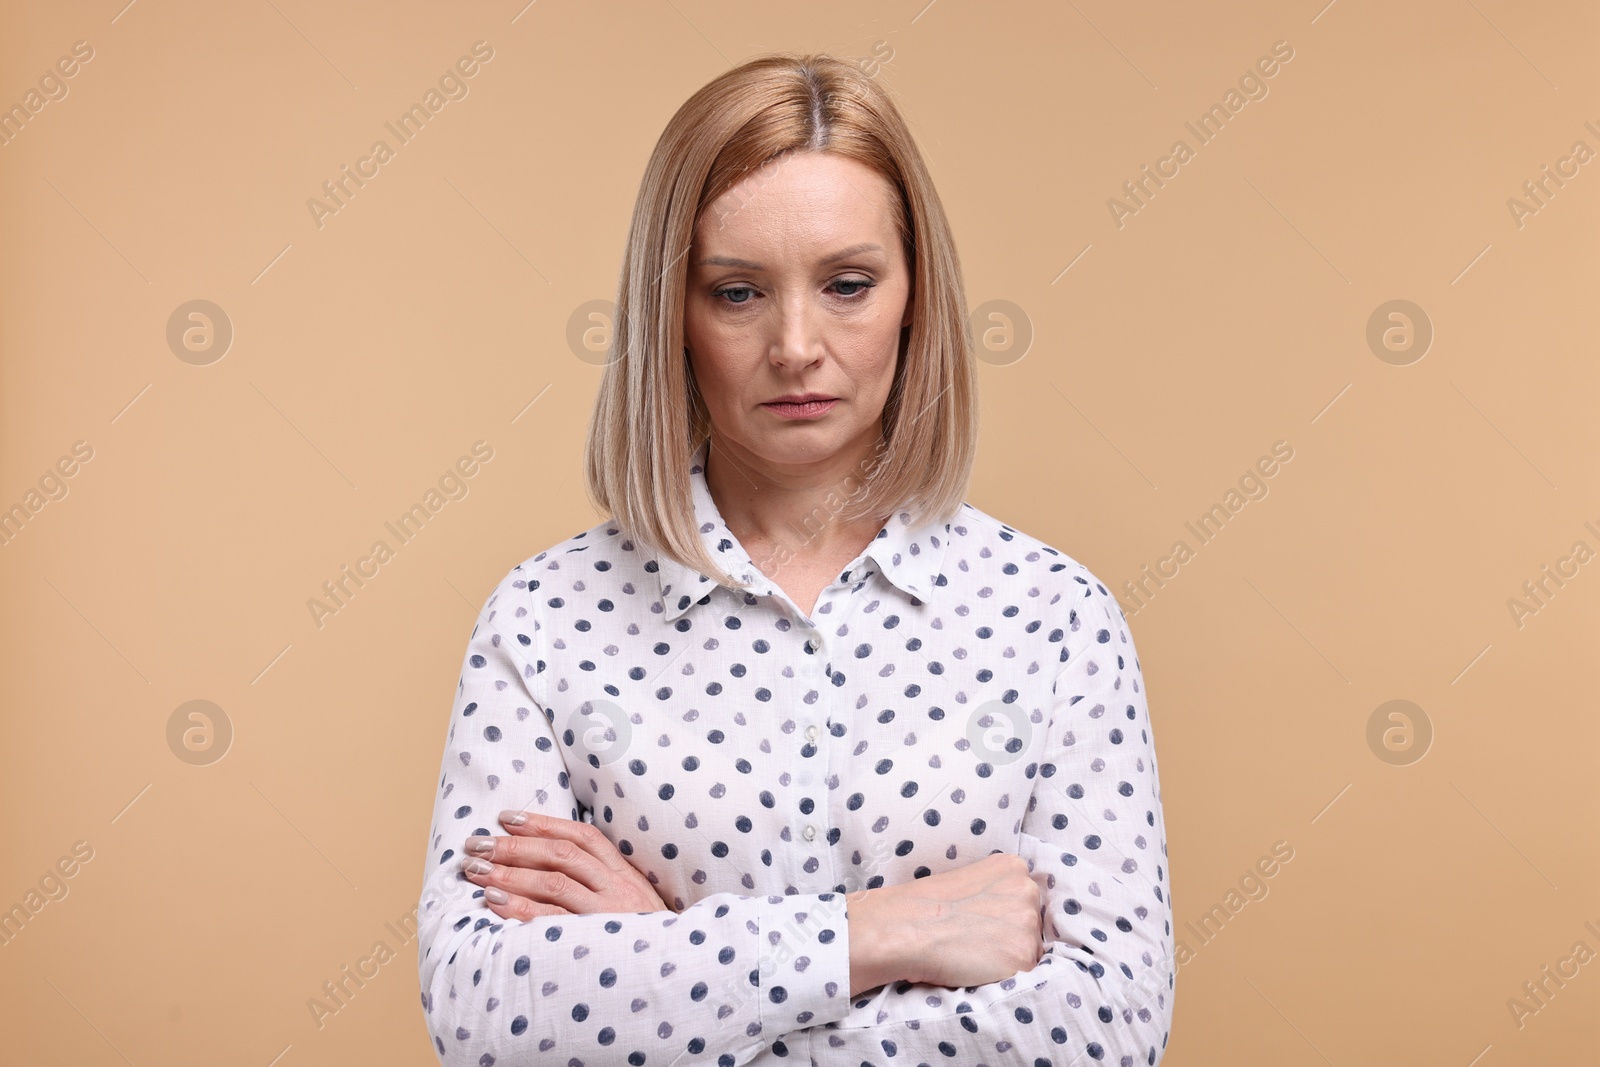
[802,824,817,841]
[804,638,817,653]
[805,724,819,741]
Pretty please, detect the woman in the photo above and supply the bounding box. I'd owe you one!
[416,52,1175,1066]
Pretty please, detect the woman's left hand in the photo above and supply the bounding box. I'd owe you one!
[459,809,670,921]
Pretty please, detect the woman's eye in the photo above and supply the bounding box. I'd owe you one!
[713,279,873,306]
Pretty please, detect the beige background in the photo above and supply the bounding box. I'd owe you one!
[2,1,1596,1064]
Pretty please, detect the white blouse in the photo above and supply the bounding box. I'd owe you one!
[416,438,1175,1066]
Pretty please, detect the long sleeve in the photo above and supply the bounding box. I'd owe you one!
[814,573,1176,1065]
[415,563,857,1066]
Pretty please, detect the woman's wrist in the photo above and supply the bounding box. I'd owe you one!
[845,885,916,996]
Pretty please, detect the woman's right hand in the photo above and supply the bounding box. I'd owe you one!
[848,852,1044,994]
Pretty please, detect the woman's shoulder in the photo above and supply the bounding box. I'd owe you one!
[475,516,655,613]
[496,517,633,588]
[947,500,1115,600]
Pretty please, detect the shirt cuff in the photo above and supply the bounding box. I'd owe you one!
[756,891,853,1032]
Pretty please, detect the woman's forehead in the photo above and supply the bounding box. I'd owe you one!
[695,157,901,266]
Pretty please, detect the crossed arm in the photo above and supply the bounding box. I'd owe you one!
[416,565,1174,1065]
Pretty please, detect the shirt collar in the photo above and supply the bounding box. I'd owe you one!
[653,438,953,623]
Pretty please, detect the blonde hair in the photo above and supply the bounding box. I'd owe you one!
[582,52,978,592]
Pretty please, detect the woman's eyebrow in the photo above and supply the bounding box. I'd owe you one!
[696,243,885,270]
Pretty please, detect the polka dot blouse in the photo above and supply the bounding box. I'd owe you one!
[417,438,1175,1066]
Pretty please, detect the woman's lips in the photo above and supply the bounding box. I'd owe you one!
[762,398,838,418]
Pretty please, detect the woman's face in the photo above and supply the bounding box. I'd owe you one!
[684,150,913,470]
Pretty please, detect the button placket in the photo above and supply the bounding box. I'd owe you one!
[801,614,829,854]
[805,569,869,868]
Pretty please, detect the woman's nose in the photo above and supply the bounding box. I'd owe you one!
[770,296,823,367]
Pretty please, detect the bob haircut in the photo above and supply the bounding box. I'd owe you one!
[582,51,979,593]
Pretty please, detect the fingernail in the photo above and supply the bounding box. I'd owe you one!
[500,810,528,826]
[463,858,492,875]
[464,837,495,855]
[484,886,509,904]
